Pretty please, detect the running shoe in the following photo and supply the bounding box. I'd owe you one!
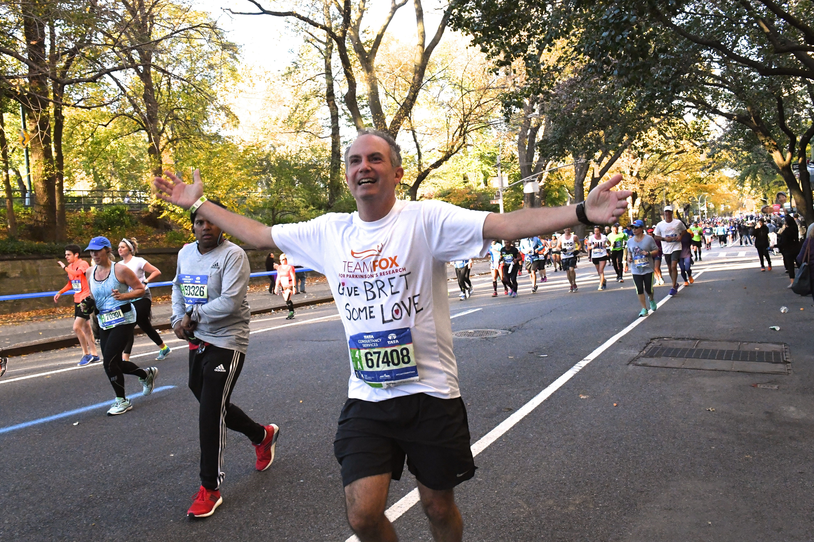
[254,423,280,471]
[107,397,132,416]
[573,286,578,293]
[568,285,574,293]
[459,293,466,300]
[140,367,158,396]
[649,299,658,312]
[492,292,498,297]
[768,266,772,271]
[760,267,765,272]
[188,486,222,519]
[542,276,547,282]
[619,278,624,283]
[0,356,7,378]
[683,281,689,287]
[156,345,171,361]
[597,283,603,291]
[532,285,538,293]
[504,289,509,296]
[89,355,101,364]
[286,311,295,320]
[77,354,92,367]
[668,287,677,296]
[601,281,607,290]
[639,308,648,317]
[688,276,694,284]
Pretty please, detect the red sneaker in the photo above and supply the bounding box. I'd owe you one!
[188,486,222,518]
[254,424,280,471]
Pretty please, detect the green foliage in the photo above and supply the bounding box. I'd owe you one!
[433,185,498,212]
[92,205,136,231]
[0,238,65,257]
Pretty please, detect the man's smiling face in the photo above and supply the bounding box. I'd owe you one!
[345,134,404,212]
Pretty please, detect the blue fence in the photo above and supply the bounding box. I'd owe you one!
[0,268,314,302]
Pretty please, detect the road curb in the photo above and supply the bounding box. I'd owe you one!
[0,295,336,358]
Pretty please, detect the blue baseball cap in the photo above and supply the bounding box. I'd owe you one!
[632,219,645,228]
[85,236,112,251]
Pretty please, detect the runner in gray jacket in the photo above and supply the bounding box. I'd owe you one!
[171,203,280,519]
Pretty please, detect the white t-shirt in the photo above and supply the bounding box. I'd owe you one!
[588,234,608,258]
[272,199,490,402]
[123,256,151,298]
[654,219,686,255]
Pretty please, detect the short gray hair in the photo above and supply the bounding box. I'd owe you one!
[344,128,402,171]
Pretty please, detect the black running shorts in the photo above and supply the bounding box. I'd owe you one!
[334,394,476,490]
[74,301,92,320]
[561,256,577,270]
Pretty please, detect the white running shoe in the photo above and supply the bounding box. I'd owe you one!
[107,397,132,416]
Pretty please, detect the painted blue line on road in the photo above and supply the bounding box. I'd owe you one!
[0,385,176,435]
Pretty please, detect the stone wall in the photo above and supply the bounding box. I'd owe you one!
[0,247,304,316]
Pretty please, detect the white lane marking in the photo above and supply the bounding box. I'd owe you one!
[451,308,482,319]
[737,251,746,257]
[0,313,341,385]
[344,269,706,542]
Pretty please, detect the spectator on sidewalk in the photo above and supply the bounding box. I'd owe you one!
[54,244,100,366]
[777,214,801,288]
[754,219,772,271]
[796,224,814,303]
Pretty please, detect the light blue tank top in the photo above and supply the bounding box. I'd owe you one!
[90,262,137,328]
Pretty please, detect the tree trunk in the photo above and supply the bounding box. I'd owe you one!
[0,106,17,237]
[23,4,57,241]
[323,1,343,209]
[573,155,590,238]
[52,81,67,241]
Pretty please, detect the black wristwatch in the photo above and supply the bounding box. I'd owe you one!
[576,202,593,226]
[185,305,195,320]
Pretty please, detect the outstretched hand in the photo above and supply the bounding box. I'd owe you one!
[153,169,204,210]
[585,174,632,224]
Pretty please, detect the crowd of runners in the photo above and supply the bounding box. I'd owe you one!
[457,205,812,319]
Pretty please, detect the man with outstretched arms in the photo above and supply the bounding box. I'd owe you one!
[171,203,280,519]
[155,128,629,542]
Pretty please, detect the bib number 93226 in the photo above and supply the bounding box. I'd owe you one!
[349,328,419,388]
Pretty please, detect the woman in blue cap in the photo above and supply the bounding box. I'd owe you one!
[626,220,660,317]
[84,236,158,415]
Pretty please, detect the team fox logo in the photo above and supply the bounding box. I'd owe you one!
[350,243,384,260]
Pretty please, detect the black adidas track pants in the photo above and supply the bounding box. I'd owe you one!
[189,344,265,490]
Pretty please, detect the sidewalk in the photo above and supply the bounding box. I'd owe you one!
[0,260,494,357]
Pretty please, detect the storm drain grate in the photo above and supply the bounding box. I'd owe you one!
[643,346,786,364]
[632,339,790,375]
[453,329,510,339]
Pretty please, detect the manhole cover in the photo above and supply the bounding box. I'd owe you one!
[452,329,510,339]
[631,339,790,374]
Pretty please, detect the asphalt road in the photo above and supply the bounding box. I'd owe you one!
[2,248,813,542]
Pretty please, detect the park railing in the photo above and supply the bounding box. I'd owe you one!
[0,268,314,302]
[1,190,153,212]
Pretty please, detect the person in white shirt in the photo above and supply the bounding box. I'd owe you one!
[586,226,610,290]
[153,128,630,542]
[653,206,687,297]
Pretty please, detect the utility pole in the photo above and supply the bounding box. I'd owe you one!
[496,142,504,214]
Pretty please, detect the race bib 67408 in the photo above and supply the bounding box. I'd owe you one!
[348,328,419,388]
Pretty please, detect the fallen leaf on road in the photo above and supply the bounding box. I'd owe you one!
[579,394,589,399]
[706,407,715,412]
